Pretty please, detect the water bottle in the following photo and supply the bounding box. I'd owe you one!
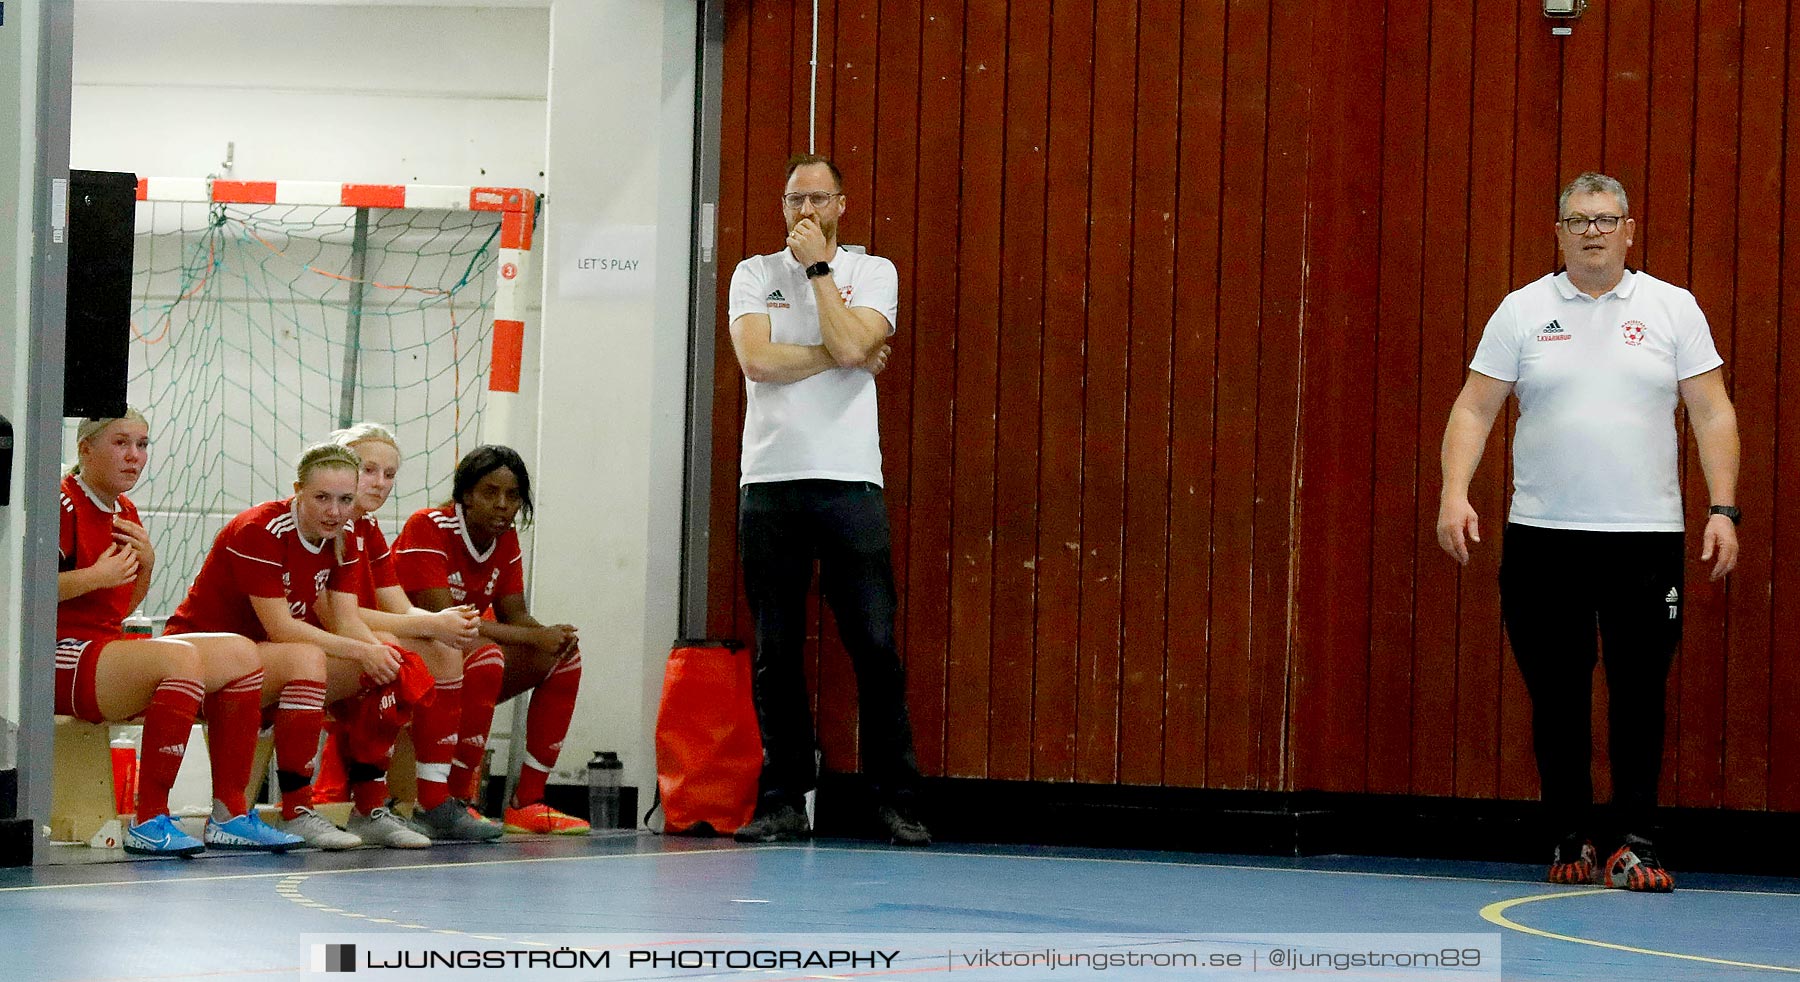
[586,751,623,832]
[110,732,139,816]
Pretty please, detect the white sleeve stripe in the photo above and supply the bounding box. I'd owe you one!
[225,547,285,568]
[396,547,447,557]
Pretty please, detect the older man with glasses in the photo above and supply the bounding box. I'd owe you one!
[1435,171,1741,893]
[724,153,928,846]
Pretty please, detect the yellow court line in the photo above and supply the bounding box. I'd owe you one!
[1480,888,1800,974]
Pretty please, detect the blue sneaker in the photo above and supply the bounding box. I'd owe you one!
[123,814,205,858]
[205,805,305,853]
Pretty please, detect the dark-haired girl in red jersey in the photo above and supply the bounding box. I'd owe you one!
[395,445,589,836]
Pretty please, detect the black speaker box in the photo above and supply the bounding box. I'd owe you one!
[63,169,138,419]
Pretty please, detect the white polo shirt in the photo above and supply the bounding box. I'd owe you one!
[728,247,899,487]
[1469,269,1722,531]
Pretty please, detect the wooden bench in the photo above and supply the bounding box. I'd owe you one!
[49,718,127,843]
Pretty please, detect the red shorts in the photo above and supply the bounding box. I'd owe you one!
[55,637,115,724]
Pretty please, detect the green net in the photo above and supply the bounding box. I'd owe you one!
[123,199,505,623]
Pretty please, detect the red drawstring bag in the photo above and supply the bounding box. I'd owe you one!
[651,640,760,835]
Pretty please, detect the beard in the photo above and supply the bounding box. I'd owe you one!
[788,213,837,241]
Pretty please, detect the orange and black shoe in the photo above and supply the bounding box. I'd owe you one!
[1603,835,1674,892]
[1547,835,1597,885]
[503,802,591,835]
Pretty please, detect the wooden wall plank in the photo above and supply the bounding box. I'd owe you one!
[946,0,1005,778]
[1207,0,1270,789]
[903,0,961,775]
[1074,0,1136,785]
[1641,0,1698,809]
[1772,0,1800,815]
[1676,0,1741,810]
[1367,0,1429,797]
[1291,0,1382,794]
[1719,0,1783,812]
[1031,0,1096,781]
[1410,0,1473,800]
[1163,0,1226,789]
[1496,0,1563,803]
[1251,0,1308,789]
[1117,0,1182,786]
[1452,0,1518,802]
[989,0,1052,783]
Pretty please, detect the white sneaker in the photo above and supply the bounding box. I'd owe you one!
[348,807,431,849]
[284,807,364,850]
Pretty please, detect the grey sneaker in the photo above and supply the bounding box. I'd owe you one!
[733,802,810,843]
[284,807,363,850]
[348,807,431,849]
[877,804,931,846]
[407,798,504,842]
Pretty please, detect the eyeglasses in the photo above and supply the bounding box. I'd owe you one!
[782,191,842,209]
[1560,214,1623,235]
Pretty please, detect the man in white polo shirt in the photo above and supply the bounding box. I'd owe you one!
[1436,172,1741,892]
[724,154,928,846]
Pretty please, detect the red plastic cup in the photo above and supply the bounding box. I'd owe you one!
[111,739,138,815]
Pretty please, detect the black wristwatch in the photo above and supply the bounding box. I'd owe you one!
[804,261,831,279]
[1708,504,1741,526]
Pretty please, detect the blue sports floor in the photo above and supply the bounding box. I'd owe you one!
[1,833,1795,981]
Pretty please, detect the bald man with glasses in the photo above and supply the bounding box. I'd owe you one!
[1436,172,1741,893]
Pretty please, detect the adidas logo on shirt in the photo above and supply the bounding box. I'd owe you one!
[1537,319,1571,342]
[1665,587,1679,603]
[767,288,791,309]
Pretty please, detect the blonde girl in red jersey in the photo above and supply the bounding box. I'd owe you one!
[167,443,404,849]
[57,411,295,855]
[395,445,588,836]
[322,422,484,846]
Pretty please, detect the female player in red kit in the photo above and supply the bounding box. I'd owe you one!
[167,442,404,849]
[395,445,589,836]
[57,411,298,855]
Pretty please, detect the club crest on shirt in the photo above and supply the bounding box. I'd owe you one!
[1621,320,1647,346]
[839,285,855,304]
[1537,319,1571,342]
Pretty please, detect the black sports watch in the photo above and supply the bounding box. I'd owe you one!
[1708,504,1741,526]
[804,261,831,279]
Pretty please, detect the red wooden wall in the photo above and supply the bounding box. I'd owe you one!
[707,0,1800,811]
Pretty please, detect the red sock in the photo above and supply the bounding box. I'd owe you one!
[311,721,350,804]
[411,674,462,811]
[203,670,264,817]
[512,649,581,808]
[135,677,205,823]
[274,679,327,819]
[351,779,389,814]
[451,646,505,803]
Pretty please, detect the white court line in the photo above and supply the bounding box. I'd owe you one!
[6,841,1797,900]
[785,844,1800,899]
[0,842,752,894]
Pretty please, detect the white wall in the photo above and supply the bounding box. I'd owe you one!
[58,0,697,804]
[528,0,694,798]
[72,1,548,189]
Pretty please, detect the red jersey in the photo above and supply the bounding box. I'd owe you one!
[347,514,400,608]
[56,474,142,641]
[165,498,362,640]
[394,504,524,614]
